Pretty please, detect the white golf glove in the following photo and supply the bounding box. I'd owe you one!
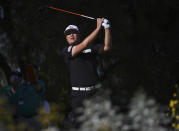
[102,18,110,29]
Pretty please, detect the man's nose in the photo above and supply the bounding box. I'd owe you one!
[69,34,75,37]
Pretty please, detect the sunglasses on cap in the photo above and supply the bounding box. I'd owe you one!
[65,29,80,36]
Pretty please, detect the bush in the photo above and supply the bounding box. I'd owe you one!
[71,89,171,131]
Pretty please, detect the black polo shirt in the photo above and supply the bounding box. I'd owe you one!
[63,43,101,87]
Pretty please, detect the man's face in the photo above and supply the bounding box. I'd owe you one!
[65,30,80,45]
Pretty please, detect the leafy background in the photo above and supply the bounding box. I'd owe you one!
[0,0,179,130]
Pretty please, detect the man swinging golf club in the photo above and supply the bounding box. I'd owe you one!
[63,18,112,126]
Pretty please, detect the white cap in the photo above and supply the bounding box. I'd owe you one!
[64,25,80,35]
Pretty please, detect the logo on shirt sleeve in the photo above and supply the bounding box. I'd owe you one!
[68,46,72,52]
[82,49,91,53]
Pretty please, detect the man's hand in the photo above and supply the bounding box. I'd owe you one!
[102,18,110,29]
[96,18,104,30]
[71,18,103,57]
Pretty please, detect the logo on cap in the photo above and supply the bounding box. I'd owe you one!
[64,25,80,35]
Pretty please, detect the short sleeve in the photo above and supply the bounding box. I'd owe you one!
[62,46,74,59]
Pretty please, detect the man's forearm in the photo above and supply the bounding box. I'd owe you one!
[82,27,101,46]
[72,27,101,56]
[104,28,112,51]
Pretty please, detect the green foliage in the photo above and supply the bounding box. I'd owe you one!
[0,97,27,131]
[39,102,65,129]
[73,89,171,131]
[169,84,179,130]
[0,0,179,130]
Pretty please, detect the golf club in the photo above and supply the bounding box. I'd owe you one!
[48,6,96,20]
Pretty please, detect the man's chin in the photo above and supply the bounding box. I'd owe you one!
[70,41,79,45]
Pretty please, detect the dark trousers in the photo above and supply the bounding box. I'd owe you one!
[68,89,97,127]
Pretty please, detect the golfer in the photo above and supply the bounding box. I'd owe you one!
[63,18,112,124]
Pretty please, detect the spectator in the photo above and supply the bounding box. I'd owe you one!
[0,64,46,131]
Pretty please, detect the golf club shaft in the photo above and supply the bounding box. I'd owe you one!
[48,6,96,20]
